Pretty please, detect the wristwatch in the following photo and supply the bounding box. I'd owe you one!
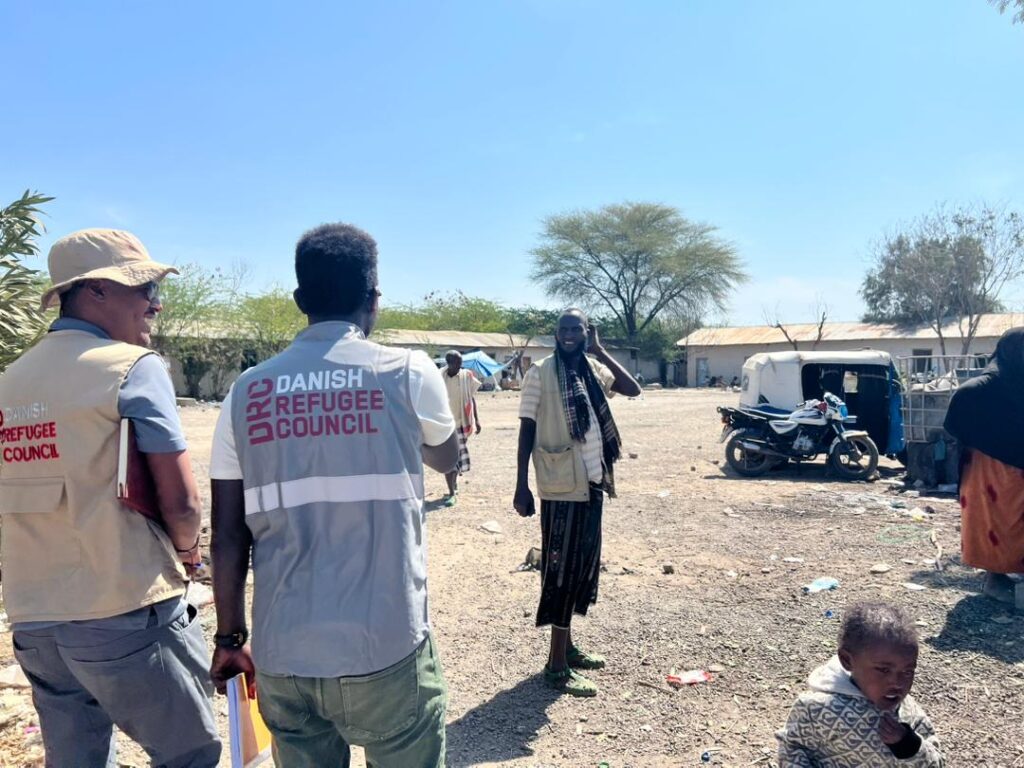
[214,629,248,649]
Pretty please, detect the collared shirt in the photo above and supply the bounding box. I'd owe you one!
[49,318,186,453]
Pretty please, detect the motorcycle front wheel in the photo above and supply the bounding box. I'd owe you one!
[828,435,879,480]
[725,429,774,477]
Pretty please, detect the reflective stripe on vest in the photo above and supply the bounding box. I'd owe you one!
[244,472,425,514]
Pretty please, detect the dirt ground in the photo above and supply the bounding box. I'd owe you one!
[2,388,1023,767]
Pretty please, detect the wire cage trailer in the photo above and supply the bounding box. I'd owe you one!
[897,354,986,483]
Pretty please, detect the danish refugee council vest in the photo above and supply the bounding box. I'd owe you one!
[0,330,187,623]
[230,322,430,678]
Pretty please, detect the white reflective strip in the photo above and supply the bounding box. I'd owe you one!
[260,482,280,511]
[245,474,423,514]
[244,487,261,514]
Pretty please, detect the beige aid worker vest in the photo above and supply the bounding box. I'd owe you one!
[0,330,186,623]
[531,354,603,503]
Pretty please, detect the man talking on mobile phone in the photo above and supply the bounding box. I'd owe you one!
[513,309,640,697]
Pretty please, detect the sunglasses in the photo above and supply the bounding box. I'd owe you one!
[135,281,161,304]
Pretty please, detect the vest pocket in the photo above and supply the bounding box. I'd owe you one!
[534,445,577,494]
[0,476,66,513]
[0,476,81,576]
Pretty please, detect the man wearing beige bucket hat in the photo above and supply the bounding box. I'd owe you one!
[0,229,221,766]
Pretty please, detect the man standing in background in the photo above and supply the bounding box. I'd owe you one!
[513,309,640,697]
[441,349,481,506]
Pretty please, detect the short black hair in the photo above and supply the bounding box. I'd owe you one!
[839,602,918,654]
[560,307,588,322]
[294,223,378,316]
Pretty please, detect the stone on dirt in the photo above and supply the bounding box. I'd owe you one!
[0,665,30,689]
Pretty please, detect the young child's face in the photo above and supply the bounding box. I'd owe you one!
[839,642,918,711]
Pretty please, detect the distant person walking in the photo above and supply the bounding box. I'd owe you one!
[945,327,1024,607]
[513,309,641,696]
[0,229,220,767]
[209,223,458,767]
[442,350,481,506]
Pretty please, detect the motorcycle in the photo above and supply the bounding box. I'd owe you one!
[717,391,879,480]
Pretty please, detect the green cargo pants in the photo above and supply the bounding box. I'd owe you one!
[256,634,447,767]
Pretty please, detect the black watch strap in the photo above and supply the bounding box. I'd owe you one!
[214,630,248,649]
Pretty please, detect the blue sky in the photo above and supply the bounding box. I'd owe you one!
[3,1,1022,327]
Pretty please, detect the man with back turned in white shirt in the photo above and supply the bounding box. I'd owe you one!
[208,223,458,767]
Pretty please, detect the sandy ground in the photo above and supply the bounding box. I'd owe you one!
[2,388,1023,767]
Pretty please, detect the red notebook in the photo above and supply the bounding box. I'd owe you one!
[117,418,161,522]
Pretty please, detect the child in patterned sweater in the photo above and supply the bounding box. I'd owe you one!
[777,602,944,767]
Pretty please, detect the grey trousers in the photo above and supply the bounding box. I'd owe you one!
[12,599,221,768]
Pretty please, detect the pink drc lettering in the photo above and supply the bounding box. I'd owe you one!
[3,443,60,462]
[246,378,275,445]
[246,374,387,445]
[0,420,61,463]
[0,421,58,445]
[274,412,379,439]
[273,390,385,417]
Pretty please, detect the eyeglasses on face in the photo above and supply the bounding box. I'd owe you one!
[136,281,161,304]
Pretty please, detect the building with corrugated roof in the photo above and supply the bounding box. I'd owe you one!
[161,326,655,399]
[373,328,655,380]
[677,313,1024,388]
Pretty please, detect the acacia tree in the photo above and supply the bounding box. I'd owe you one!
[0,191,53,372]
[530,202,745,344]
[990,0,1024,23]
[861,204,1023,356]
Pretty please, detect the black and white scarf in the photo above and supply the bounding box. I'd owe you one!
[555,352,622,496]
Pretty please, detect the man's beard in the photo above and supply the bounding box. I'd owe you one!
[556,341,587,364]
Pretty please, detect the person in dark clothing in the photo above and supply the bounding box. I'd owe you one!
[944,326,1024,607]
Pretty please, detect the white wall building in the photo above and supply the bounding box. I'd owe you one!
[677,313,1024,388]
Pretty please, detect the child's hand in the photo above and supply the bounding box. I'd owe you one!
[878,712,909,745]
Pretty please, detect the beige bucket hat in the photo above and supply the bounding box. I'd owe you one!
[41,228,179,310]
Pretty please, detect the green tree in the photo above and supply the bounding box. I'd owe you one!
[0,191,53,372]
[990,0,1024,23]
[861,204,1023,355]
[530,202,745,344]
[632,315,703,361]
[235,287,306,360]
[153,263,243,398]
[376,292,507,333]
